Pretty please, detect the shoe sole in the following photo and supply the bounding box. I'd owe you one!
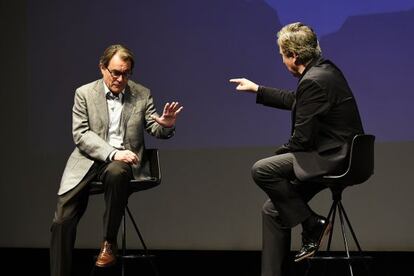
[95,259,117,268]
[294,222,332,262]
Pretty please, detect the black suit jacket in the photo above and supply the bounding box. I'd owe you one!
[257,58,364,181]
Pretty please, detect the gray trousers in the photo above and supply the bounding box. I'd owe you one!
[251,153,325,276]
[50,161,132,276]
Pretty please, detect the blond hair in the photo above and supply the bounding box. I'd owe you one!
[277,22,321,65]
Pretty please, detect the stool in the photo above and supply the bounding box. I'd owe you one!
[304,134,375,276]
[89,148,161,276]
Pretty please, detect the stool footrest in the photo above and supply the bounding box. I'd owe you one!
[310,255,373,260]
[120,254,156,259]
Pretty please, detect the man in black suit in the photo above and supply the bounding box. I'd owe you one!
[230,22,364,276]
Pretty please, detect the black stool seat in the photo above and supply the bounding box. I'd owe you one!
[89,177,160,195]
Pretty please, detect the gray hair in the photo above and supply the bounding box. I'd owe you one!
[277,22,322,65]
[99,44,135,70]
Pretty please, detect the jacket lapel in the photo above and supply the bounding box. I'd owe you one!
[121,85,135,129]
[92,80,109,136]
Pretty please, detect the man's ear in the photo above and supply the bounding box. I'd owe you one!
[292,53,301,65]
[99,63,105,75]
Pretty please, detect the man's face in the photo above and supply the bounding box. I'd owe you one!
[100,53,132,94]
[279,47,301,77]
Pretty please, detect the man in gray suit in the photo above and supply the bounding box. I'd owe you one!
[230,22,363,276]
[50,44,183,276]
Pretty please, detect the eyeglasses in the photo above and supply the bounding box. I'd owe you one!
[106,67,132,79]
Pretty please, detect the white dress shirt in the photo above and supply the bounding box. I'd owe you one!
[103,83,125,159]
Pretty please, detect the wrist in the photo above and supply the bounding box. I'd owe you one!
[109,150,118,161]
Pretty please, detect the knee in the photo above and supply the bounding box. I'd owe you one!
[262,199,288,229]
[251,159,274,185]
[251,159,264,183]
[262,199,279,217]
[51,214,77,231]
[106,161,132,179]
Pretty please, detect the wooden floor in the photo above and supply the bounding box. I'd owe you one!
[2,248,411,276]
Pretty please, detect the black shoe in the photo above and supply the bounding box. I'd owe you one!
[294,216,331,262]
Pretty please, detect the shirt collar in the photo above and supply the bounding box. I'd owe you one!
[103,81,125,100]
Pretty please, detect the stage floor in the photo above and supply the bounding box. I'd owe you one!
[2,248,411,276]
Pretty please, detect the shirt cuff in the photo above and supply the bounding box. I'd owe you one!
[108,150,118,161]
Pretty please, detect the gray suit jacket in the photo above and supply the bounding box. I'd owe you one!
[58,79,174,195]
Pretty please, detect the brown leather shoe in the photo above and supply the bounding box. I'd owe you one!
[95,241,117,267]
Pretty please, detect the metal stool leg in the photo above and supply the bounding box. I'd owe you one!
[121,211,126,276]
[304,199,338,276]
[337,202,354,276]
[338,202,363,252]
[338,202,373,275]
[90,207,159,276]
[304,198,373,276]
[125,206,159,276]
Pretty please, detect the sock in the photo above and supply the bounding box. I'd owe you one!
[302,214,318,232]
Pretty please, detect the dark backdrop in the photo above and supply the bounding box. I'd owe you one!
[1,0,414,251]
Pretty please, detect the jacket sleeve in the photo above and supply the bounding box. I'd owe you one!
[256,86,295,110]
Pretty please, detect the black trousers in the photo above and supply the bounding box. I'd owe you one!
[50,161,133,276]
[251,153,325,276]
